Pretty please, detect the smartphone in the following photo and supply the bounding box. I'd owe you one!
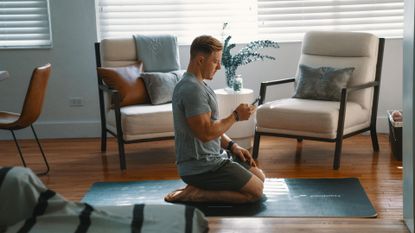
[251,97,260,105]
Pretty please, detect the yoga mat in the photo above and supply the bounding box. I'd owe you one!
[81,178,376,217]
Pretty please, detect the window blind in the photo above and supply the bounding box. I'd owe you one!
[96,0,257,44]
[258,0,404,42]
[0,0,52,49]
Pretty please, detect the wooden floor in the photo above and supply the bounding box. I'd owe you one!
[0,134,407,232]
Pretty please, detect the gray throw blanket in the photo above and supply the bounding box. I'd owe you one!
[0,167,208,233]
[134,35,181,72]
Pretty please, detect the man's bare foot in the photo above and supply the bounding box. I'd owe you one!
[164,185,199,203]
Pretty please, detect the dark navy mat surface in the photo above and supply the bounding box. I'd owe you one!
[81,178,376,217]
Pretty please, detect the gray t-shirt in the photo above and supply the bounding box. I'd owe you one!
[172,72,227,176]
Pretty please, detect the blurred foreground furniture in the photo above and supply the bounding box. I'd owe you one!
[0,64,51,175]
[0,71,9,81]
[95,35,182,170]
[0,167,208,233]
[253,31,384,169]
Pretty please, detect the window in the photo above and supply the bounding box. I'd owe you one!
[258,0,404,42]
[0,0,53,49]
[96,0,404,44]
[96,0,257,44]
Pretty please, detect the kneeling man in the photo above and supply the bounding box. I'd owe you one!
[165,35,265,203]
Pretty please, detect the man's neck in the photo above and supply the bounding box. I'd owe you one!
[187,63,203,82]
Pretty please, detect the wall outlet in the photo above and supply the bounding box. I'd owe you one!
[69,97,84,107]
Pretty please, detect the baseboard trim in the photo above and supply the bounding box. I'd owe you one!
[0,120,101,140]
[0,116,391,140]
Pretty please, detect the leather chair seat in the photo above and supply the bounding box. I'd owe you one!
[0,112,20,128]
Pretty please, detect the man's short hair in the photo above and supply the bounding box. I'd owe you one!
[190,35,223,59]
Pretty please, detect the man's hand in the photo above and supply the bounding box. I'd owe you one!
[231,144,257,167]
[234,104,256,121]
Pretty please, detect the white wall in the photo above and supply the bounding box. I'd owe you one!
[0,0,99,139]
[0,0,403,140]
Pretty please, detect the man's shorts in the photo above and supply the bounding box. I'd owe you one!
[181,151,253,191]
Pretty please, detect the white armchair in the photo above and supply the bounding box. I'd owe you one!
[94,37,178,170]
[253,31,385,169]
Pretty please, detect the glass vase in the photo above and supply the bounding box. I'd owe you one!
[225,75,234,90]
[233,75,243,92]
[225,68,237,91]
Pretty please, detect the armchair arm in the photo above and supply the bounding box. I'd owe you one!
[98,83,123,141]
[99,83,118,94]
[259,77,295,105]
[98,83,122,110]
[336,81,380,140]
[98,83,122,107]
[98,83,122,126]
[344,81,379,94]
[339,81,379,107]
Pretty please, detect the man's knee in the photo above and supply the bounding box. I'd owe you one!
[249,167,266,182]
[254,168,266,182]
[241,176,264,202]
[251,180,264,200]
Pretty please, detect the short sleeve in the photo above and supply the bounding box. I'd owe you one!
[181,84,211,118]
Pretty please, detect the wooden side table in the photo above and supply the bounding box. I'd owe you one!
[214,88,255,149]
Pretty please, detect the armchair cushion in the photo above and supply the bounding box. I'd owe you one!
[97,62,149,106]
[293,65,354,101]
[141,71,182,105]
[106,103,174,141]
[256,98,370,139]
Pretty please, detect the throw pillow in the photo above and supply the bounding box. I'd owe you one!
[97,62,150,107]
[293,65,355,101]
[141,71,182,105]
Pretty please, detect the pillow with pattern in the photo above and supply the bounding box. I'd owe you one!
[293,65,355,101]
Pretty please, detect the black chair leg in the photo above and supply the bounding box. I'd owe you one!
[333,138,343,170]
[116,135,126,170]
[101,128,107,152]
[370,127,380,152]
[10,126,50,176]
[252,132,261,159]
[31,125,50,176]
[10,130,27,167]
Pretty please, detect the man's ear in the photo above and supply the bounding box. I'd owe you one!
[196,54,206,65]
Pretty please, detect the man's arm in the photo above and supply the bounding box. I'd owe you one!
[187,111,236,142]
[186,103,255,143]
[220,133,233,150]
[220,133,257,167]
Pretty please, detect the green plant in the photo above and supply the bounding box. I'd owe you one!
[222,35,279,89]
